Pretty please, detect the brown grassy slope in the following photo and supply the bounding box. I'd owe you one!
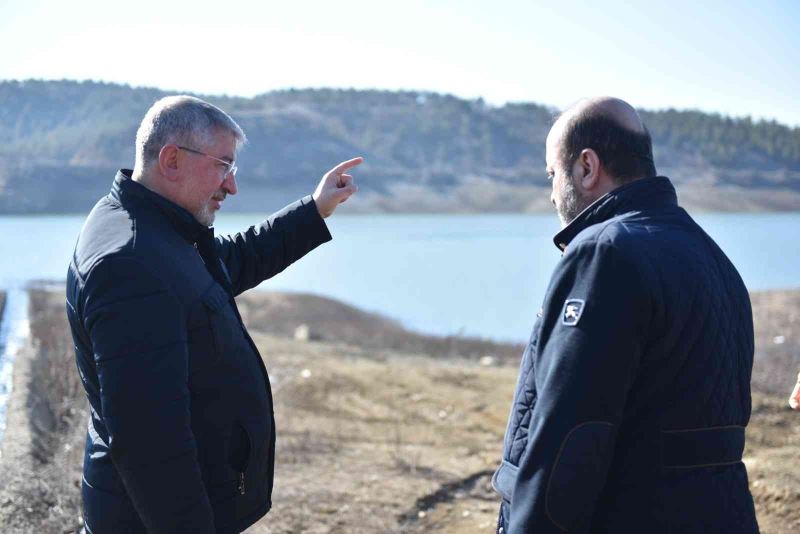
[0,288,797,533]
[235,292,523,363]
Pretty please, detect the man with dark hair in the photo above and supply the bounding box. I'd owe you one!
[492,97,758,533]
[67,95,361,533]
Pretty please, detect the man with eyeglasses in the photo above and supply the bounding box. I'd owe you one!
[66,95,361,533]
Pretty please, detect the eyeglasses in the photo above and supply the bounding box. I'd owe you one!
[177,146,238,177]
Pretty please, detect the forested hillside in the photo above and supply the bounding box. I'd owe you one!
[1,79,798,213]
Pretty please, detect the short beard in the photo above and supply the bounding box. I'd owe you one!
[557,173,592,227]
[193,201,215,227]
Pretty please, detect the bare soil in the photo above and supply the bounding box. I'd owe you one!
[0,288,798,533]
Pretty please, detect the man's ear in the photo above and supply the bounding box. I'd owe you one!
[577,148,601,190]
[158,144,181,182]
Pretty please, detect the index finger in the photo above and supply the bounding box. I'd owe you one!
[331,157,364,174]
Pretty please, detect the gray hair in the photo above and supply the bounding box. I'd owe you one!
[134,95,247,171]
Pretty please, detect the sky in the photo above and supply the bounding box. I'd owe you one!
[1,0,798,126]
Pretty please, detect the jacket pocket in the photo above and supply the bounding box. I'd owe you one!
[546,421,615,531]
[492,460,518,503]
[201,282,232,347]
[228,420,253,496]
[186,295,219,377]
[187,282,236,381]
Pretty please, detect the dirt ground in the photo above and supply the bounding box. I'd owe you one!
[243,333,511,533]
[0,288,798,533]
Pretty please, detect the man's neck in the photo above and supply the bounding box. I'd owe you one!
[132,168,171,200]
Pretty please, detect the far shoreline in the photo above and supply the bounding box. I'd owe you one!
[4,282,800,357]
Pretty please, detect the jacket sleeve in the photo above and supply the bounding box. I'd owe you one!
[508,241,650,533]
[215,195,332,296]
[83,256,215,534]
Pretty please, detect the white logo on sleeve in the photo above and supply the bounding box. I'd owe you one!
[561,299,585,326]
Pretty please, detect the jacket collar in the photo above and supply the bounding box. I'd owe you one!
[553,176,678,251]
[110,169,212,243]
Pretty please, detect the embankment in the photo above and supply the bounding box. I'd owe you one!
[0,288,797,533]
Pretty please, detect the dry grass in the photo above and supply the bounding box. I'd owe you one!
[745,290,800,532]
[0,288,86,534]
[245,335,513,533]
[751,290,800,396]
[745,393,800,533]
[0,288,797,533]
[236,292,523,364]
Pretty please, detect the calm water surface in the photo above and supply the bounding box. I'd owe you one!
[0,212,798,342]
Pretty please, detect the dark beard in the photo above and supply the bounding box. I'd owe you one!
[557,173,592,227]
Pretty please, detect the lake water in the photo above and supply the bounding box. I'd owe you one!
[0,212,798,342]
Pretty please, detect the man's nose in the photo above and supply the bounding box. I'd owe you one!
[223,173,238,195]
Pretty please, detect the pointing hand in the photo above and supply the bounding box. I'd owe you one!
[313,157,363,218]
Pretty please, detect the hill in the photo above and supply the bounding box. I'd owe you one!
[1,79,799,214]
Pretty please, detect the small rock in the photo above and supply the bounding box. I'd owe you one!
[462,510,471,517]
[300,369,312,379]
[418,510,427,518]
[479,355,495,366]
[438,410,448,419]
[294,324,311,341]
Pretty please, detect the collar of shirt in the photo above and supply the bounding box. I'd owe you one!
[110,169,213,245]
[552,175,679,251]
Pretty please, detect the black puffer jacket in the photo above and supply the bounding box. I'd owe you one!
[493,176,758,533]
[66,170,331,533]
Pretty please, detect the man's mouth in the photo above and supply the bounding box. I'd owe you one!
[211,193,226,209]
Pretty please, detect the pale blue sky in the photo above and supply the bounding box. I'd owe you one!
[1,0,798,125]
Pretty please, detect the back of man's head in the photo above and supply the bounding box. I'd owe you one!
[134,95,246,178]
[557,97,657,184]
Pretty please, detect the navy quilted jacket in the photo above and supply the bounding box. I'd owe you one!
[493,176,758,533]
[66,170,331,533]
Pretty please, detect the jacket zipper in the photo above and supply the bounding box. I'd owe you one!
[193,242,205,265]
[237,421,252,496]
